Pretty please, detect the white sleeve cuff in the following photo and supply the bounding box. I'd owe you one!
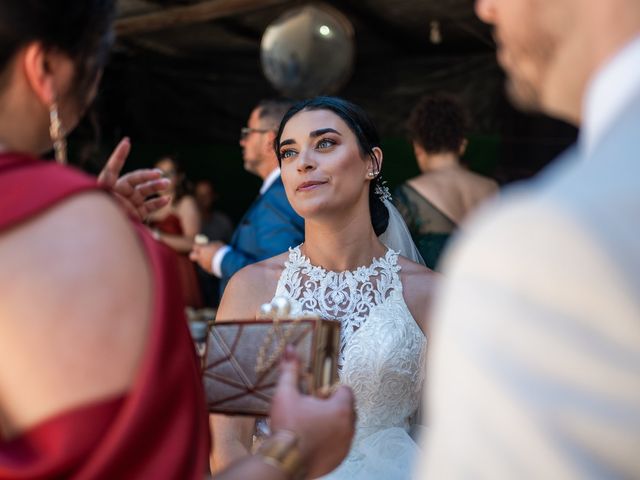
[211,245,231,278]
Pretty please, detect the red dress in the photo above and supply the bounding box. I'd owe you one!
[0,153,210,479]
[149,213,204,308]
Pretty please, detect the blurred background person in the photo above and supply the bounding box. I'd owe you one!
[148,155,203,308]
[195,179,233,245]
[194,179,233,307]
[190,99,304,295]
[394,94,498,270]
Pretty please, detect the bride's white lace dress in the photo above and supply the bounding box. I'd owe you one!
[271,245,426,479]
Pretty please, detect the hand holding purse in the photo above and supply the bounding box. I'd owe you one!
[196,297,341,416]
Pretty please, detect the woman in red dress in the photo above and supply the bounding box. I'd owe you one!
[148,156,204,308]
[0,1,355,478]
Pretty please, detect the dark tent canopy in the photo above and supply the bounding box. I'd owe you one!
[71,0,577,220]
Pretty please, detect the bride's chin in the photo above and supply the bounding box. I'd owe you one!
[293,201,337,222]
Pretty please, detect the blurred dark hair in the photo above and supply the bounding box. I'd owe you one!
[407,94,470,153]
[155,155,193,203]
[256,99,295,130]
[0,0,116,108]
[275,96,389,236]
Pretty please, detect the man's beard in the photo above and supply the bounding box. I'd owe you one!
[505,72,544,113]
[497,31,557,115]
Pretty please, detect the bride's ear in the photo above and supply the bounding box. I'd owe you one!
[370,146,383,175]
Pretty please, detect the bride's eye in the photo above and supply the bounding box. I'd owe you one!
[316,138,335,150]
[280,149,297,159]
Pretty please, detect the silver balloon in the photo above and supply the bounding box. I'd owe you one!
[261,4,355,98]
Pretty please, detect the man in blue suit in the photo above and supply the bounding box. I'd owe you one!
[191,99,304,295]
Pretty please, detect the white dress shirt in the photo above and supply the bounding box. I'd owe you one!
[210,168,281,278]
[419,36,640,479]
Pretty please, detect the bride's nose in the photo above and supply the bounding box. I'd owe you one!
[296,149,317,173]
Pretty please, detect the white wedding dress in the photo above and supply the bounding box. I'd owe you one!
[271,245,426,479]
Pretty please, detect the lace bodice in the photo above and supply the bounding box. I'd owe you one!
[273,245,426,436]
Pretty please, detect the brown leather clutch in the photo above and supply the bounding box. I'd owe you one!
[200,318,340,416]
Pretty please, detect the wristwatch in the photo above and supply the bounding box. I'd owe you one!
[255,430,306,480]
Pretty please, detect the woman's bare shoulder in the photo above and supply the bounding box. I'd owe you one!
[0,192,152,435]
[216,252,289,321]
[396,256,438,335]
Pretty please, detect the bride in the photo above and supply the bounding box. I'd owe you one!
[211,96,436,479]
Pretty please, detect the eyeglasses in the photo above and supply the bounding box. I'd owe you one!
[240,127,272,140]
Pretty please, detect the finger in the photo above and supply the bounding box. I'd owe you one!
[141,195,170,216]
[134,178,171,198]
[329,385,355,409]
[317,382,341,399]
[275,345,301,395]
[331,384,354,399]
[98,137,130,186]
[329,385,357,428]
[121,168,164,189]
[112,192,138,218]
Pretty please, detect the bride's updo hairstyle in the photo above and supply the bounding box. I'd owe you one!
[0,0,116,109]
[275,96,389,236]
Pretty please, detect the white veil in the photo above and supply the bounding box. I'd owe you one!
[378,198,426,266]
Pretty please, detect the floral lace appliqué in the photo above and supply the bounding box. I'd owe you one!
[274,245,402,367]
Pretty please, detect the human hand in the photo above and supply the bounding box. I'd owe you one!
[189,241,224,273]
[97,137,172,220]
[270,346,355,479]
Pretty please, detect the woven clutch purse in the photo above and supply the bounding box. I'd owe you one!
[199,316,340,416]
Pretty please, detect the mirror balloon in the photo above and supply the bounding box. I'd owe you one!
[261,4,355,98]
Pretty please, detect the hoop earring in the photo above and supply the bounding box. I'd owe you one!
[49,102,67,165]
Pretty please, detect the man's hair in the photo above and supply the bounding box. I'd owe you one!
[407,94,470,153]
[256,99,295,130]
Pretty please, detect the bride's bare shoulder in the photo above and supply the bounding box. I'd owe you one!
[216,252,289,321]
[396,256,439,335]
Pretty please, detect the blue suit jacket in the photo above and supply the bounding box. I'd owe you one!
[220,176,304,293]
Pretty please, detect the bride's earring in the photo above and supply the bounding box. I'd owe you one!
[367,170,378,178]
[49,102,67,165]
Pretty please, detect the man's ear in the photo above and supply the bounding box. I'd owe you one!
[264,130,277,156]
[21,42,56,106]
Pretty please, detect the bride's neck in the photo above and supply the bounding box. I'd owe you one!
[302,214,386,272]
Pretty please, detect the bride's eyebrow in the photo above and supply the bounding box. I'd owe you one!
[310,128,341,138]
[280,128,341,147]
[280,138,296,147]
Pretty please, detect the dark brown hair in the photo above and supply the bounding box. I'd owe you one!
[407,94,470,153]
[0,0,116,107]
[275,96,389,236]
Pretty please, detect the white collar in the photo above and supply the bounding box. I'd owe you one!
[581,34,640,154]
[260,167,281,195]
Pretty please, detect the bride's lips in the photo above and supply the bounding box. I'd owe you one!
[296,180,327,192]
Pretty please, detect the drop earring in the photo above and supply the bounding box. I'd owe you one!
[49,102,67,165]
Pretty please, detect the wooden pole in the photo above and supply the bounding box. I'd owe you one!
[116,0,291,36]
